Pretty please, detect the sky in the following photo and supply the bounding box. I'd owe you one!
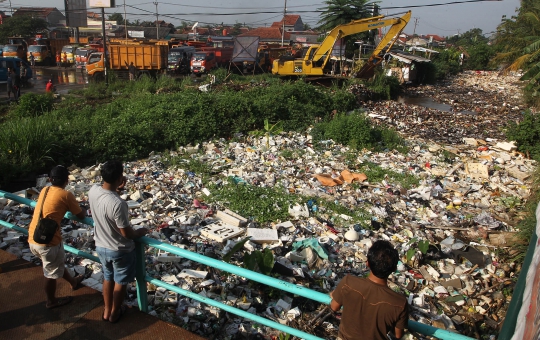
[3,0,522,37]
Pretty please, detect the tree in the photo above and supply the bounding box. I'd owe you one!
[317,0,375,31]
[0,15,48,43]
[108,13,124,25]
[317,0,377,58]
[493,0,540,106]
[230,22,243,36]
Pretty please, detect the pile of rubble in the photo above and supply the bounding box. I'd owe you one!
[0,129,535,339]
[359,71,529,144]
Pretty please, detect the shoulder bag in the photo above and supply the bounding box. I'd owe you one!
[33,187,59,244]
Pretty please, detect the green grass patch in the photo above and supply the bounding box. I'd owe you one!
[0,76,357,186]
[311,111,409,153]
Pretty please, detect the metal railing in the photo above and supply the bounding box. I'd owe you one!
[0,190,474,340]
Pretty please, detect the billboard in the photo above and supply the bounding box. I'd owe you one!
[66,0,88,27]
[89,0,116,8]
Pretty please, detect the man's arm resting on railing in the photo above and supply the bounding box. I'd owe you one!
[119,226,148,240]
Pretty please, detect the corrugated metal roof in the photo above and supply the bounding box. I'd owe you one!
[388,51,431,63]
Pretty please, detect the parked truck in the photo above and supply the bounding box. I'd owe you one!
[4,37,29,60]
[25,37,71,66]
[86,43,168,79]
[167,45,196,75]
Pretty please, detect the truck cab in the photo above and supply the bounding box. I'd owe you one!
[75,47,96,69]
[85,52,104,77]
[27,45,53,65]
[168,46,195,74]
[3,45,26,59]
[191,51,216,75]
[61,45,79,64]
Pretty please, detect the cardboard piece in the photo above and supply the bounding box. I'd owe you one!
[465,163,489,179]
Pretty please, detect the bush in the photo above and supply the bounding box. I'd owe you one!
[506,110,540,161]
[364,72,401,100]
[0,77,358,186]
[12,93,54,118]
[311,111,407,152]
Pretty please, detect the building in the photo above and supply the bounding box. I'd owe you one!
[238,27,291,44]
[13,7,65,27]
[271,14,303,32]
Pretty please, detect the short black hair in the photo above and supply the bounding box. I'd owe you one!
[367,240,399,279]
[101,160,123,184]
[49,165,69,186]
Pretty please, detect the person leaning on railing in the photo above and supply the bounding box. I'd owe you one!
[28,165,86,309]
[330,240,409,340]
[89,160,148,323]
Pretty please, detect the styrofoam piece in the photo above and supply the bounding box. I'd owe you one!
[216,209,247,227]
[177,269,208,279]
[246,228,279,244]
[126,200,141,209]
[199,223,245,242]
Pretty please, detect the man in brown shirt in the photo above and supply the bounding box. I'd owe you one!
[29,165,86,309]
[330,240,408,340]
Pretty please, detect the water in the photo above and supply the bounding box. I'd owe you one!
[397,96,476,115]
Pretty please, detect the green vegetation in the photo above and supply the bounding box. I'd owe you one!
[311,111,408,153]
[506,110,540,162]
[0,15,48,43]
[363,72,402,99]
[0,77,357,186]
[493,0,540,106]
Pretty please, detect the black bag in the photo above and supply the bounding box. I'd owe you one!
[33,187,59,244]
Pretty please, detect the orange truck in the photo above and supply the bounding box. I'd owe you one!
[86,43,168,79]
[4,37,28,60]
[190,50,219,75]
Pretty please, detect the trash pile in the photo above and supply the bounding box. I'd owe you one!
[1,128,535,339]
[359,71,529,144]
[0,72,536,339]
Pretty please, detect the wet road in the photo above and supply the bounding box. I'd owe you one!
[1,66,89,98]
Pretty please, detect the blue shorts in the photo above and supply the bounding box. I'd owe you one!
[96,247,136,285]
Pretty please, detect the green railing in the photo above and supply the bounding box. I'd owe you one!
[0,190,475,340]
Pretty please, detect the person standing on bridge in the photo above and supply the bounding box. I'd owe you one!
[56,52,61,68]
[28,165,86,309]
[330,240,409,340]
[89,160,148,323]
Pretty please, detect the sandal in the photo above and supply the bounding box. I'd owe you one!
[109,305,127,323]
[46,296,73,309]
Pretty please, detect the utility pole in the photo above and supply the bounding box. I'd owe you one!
[411,17,419,54]
[101,7,108,86]
[9,0,12,16]
[154,2,159,40]
[281,0,287,47]
[124,0,128,39]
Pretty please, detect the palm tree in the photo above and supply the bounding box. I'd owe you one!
[317,0,376,31]
[317,0,378,65]
[493,0,540,104]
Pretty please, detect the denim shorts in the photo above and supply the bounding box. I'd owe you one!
[96,247,136,285]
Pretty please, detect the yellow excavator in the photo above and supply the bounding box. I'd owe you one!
[272,11,411,79]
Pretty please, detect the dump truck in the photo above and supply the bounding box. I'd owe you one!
[86,43,168,79]
[26,37,70,65]
[272,11,411,78]
[167,45,196,74]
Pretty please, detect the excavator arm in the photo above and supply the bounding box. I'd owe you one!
[356,11,412,78]
[272,11,411,77]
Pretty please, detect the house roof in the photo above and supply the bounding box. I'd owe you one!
[424,34,445,42]
[239,27,290,40]
[271,14,301,27]
[13,7,61,18]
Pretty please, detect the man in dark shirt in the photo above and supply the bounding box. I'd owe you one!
[330,240,408,340]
